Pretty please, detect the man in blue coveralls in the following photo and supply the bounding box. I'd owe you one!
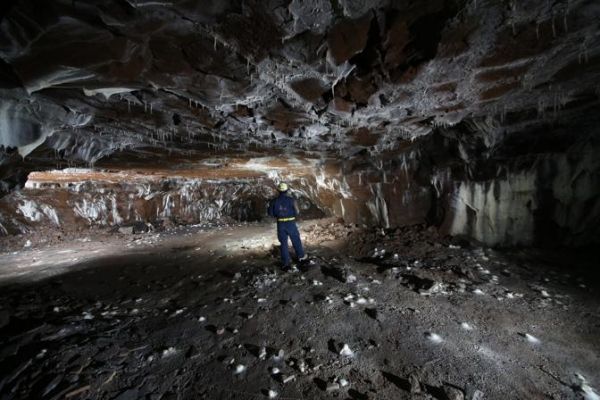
[268,182,307,270]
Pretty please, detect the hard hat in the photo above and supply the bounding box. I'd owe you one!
[277,182,289,192]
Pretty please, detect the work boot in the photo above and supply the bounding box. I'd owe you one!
[299,255,308,262]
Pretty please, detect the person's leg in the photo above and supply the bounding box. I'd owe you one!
[288,222,305,260]
[277,224,291,267]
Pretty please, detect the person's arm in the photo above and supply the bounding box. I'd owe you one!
[289,196,300,218]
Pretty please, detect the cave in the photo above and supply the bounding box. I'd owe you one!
[0,1,599,399]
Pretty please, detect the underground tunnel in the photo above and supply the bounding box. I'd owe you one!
[0,0,599,399]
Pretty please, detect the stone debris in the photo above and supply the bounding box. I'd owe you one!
[339,343,354,357]
[408,372,422,394]
[420,281,447,296]
[258,346,267,360]
[272,349,284,362]
[82,311,94,320]
[118,226,134,235]
[425,332,443,343]
[65,385,91,398]
[161,347,177,358]
[297,359,307,373]
[267,389,278,398]
[234,364,246,374]
[575,374,600,400]
[0,221,595,400]
[444,384,465,400]
[522,333,540,344]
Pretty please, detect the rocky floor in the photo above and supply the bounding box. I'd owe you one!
[0,220,599,400]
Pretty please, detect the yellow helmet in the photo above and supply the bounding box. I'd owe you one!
[277,182,289,192]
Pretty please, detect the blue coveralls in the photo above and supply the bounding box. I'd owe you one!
[268,192,305,266]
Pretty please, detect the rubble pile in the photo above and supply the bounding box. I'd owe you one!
[0,220,597,399]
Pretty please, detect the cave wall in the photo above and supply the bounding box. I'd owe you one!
[0,0,599,248]
[327,115,600,248]
[0,157,349,235]
[2,117,598,249]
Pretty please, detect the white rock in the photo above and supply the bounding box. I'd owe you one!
[298,359,307,373]
[339,344,354,357]
[473,289,485,295]
[425,332,443,343]
[234,364,246,374]
[576,374,600,400]
[259,347,267,360]
[338,378,349,387]
[268,389,278,398]
[270,367,280,375]
[24,240,32,248]
[82,311,94,320]
[198,316,206,322]
[326,383,340,391]
[162,347,177,358]
[257,298,267,303]
[461,322,473,331]
[272,349,284,362]
[524,333,540,344]
[346,274,357,283]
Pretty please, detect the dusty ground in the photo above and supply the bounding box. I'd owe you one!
[0,220,599,400]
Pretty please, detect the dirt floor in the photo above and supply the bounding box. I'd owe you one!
[0,219,599,400]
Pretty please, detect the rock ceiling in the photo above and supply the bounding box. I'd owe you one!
[0,0,599,189]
